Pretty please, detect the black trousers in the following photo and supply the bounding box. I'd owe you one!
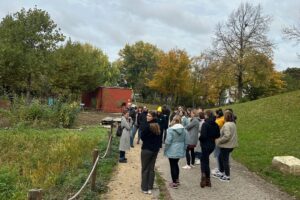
[119,151,126,160]
[186,147,195,165]
[218,148,233,176]
[169,158,180,183]
[200,146,214,178]
[141,149,158,191]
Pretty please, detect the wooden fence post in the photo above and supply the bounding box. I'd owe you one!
[28,189,42,200]
[91,149,99,191]
[108,123,113,156]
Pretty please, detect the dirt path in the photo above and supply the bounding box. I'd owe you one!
[103,141,159,200]
[156,151,296,200]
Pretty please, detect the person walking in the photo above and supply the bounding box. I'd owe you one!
[119,110,132,163]
[164,115,187,188]
[214,110,238,182]
[140,111,161,194]
[182,109,200,169]
[199,110,220,188]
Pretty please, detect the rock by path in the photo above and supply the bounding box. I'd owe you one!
[103,142,159,200]
[156,152,296,200]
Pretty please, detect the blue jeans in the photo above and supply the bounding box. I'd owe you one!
[130,125,138,146]
[213,146,220,168]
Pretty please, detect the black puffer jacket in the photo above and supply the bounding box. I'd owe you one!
[199,117,220,149]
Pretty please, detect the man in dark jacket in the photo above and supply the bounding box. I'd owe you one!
[199,110,220,188]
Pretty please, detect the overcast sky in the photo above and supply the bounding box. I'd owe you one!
[1,0,299,71]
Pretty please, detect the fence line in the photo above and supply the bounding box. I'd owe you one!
[67,132,113,200]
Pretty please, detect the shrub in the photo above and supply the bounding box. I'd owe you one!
[7,97,80,128]
[52,101,80,128]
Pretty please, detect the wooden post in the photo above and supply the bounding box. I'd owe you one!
[28,189,42,200]
[108,123,113,156]
[91,149,99,191]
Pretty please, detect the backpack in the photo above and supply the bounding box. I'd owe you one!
[116,125,124,137]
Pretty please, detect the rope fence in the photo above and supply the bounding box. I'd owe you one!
[68,132,113,200]
[28,124,114,200]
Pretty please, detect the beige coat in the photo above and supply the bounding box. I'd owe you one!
[216,122,238,148]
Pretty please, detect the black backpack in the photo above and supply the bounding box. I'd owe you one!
[116,125,124,137]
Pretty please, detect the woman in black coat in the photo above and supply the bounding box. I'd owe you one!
[140,111,161,194]
[199,110,220,188]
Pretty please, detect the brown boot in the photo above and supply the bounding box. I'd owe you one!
[206,176,211,187]
[200,173,206,188]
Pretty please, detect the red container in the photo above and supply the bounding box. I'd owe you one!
[82,87,132,113]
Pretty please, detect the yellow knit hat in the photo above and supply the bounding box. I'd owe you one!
[157,106,162,112]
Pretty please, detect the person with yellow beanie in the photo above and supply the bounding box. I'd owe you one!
[157,106,166,148]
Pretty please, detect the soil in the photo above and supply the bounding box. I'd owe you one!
[76,111,121,126]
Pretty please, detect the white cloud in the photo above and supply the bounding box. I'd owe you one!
[0,0,299,69]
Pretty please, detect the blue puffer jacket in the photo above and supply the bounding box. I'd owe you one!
[164,124,187,159]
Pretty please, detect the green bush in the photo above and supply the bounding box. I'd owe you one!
[8,97,80,128]
[53,101,80,128]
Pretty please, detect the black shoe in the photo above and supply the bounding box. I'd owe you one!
[131,145,134,148]
[119,159,127,163]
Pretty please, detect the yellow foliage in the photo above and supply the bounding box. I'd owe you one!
[148,49,191,101]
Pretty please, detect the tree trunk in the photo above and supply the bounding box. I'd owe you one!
[26,73,32,104]
[237,65,243,101]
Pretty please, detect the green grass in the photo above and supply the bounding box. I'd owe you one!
[0,126,119,200]
[155,171,171,200]
[220,90,300,199]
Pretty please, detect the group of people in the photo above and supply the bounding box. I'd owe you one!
[118,103,238,195]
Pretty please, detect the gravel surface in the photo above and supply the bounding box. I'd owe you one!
[103,141,159,200]
[156,151,296,200]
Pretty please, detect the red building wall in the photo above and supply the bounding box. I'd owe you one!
[82,87,132,113]
[100,87,132,113]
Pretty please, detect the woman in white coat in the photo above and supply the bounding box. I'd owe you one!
[119,110,132,163]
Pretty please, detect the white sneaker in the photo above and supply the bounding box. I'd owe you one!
[190,164,196,168]
[182,165,191,169]
[195,159,200,165]
[211,168,219,174]
[147,190,152,194]
[142,190,148,194]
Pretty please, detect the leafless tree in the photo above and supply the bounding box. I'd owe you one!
[213,2,274,100]
[283,24,300,44]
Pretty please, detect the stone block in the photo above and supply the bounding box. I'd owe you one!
[272,156,300,176]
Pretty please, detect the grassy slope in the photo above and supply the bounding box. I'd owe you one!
[0,126,119,200]
[224,90,300,198]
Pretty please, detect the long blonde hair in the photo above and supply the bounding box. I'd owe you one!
[170,115,181,127]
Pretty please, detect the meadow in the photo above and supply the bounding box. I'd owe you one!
[224,90,300,198]
[0,126,119,200]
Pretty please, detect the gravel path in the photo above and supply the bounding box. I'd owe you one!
[156,151,296,200]
[103,141,159,200]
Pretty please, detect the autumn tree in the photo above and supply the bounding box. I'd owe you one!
[0,7,65,101]
[118,41,162,100]
[242,51,285,99]
[213,2,274,101]
[148,49,191,105]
